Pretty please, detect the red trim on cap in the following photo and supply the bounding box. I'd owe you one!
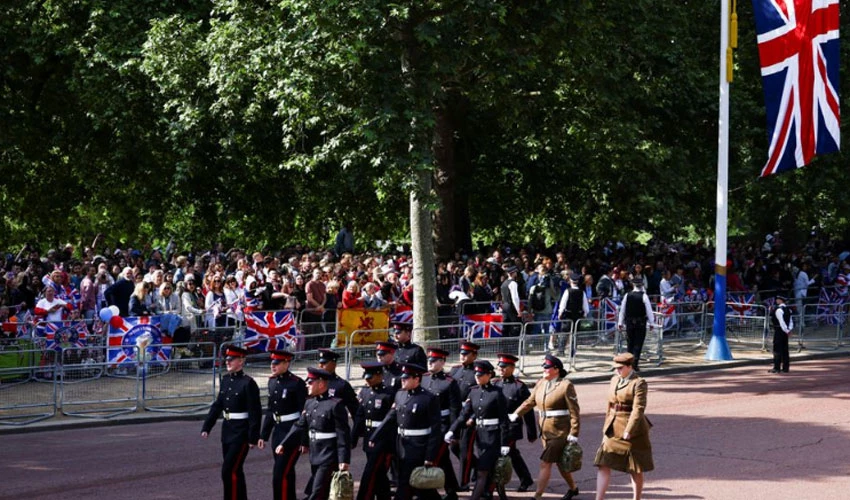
[376,344,397,353]
[427,350,447,359]
[460,343,479,351]
[270,352,292,361]
[498,356,516,365]
[224,347,245,358]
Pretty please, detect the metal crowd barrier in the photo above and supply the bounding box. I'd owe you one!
[703,302,769,350]
[796,304,843,351]
[0,347,57,425]
[60,346,140,418]
[141,342,218,413]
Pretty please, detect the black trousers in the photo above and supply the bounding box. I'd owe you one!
[307,462,337,500]
[272,444,301,500]
[357,448,392,500]
[457,427,478,488]
[433,441,460,493]
[773,328,790,372]
[626,320,647,369]
[220,441,250,500]
[508,440,532,484]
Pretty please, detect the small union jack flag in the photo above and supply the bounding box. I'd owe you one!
[752,0,840,176]
[602,298,620,332]
[816,287,846,325]
[244,310,298,352]
[391,307,413,324]
[462,313,503,338]
[36,320,88,351]
[726,293,757,316]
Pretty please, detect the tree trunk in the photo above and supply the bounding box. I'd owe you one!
[432,105,456,260]
[411,168,439,341]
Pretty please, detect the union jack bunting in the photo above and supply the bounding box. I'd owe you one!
[462,313,503,338]
[752,0,840,176]
[244,310,298,352]
[602,298,620,332]
[36,320,88,351]
[107,315,171,366]
[727,293,757,316]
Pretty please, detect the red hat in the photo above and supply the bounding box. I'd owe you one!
[497,353,518,366]
[269,350,294,363]
[427,347,449,360]
[376,341,398,353]
[459,341,480,354]
[224,346,249,358]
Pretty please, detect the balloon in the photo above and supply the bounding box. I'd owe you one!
[108,305,120,317]
[109,316,123,328]
[99,307,114,322]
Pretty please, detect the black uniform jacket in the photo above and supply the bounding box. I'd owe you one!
[351,383,396,451]
[260,371,307,446]
[422,371,461,433]
[202,370,263,445]
[283,393,352,466]
[495,375,537,442]
[370,386,441,463]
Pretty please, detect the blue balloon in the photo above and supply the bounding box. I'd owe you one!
[99,307,114,322]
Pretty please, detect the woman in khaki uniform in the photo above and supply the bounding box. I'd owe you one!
[594,352,654,500]
[510,354,580,500]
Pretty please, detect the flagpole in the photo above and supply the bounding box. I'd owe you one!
[708,0,734,361]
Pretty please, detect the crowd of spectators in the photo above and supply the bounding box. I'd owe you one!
[2,229,849,338]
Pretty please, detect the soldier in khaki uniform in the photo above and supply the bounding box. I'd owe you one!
[593,353,654,500]
[510,354,580,500]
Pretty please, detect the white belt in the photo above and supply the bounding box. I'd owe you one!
[475,418,499,427]
[309,430,337,440]
[399,428,430,437]
[365,419,378,428]
[274,412,300,423]
[440,409,451,417]
[223,411,249,420]
[538,409,570,418]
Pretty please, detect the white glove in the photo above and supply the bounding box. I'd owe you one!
[567,435,578,444]
[500,446,510,456]
[508,413,518,423]
[444,431,454,443]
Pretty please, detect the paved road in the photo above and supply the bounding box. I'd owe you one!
[2,357,848,500]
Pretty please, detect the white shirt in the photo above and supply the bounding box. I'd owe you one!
[793,270,814,296]
[558,285,589,318]
[618,289,654,328]
[36,297,68,322]
[775,305,793,333]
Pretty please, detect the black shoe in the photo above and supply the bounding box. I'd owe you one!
[562,488,579,500]
[442,493,459,500]
[768,369,780,374]
[517,479,533,492]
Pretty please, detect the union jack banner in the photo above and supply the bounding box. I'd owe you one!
[752,0,840,176]
[727,293,757,316]
[602,298,620,332]
[656,300,678,331]
[462,313,503,338]
[244,310,298,352]
[391,307,413,324]
[36,320,88,351]
[107,315,171,367]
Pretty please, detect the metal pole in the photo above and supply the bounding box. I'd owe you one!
[708,0,734,361]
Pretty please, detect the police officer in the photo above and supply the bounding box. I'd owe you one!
[317,348,359,417]
[376,341,404,391]
[770,295,794,373]
[617,276,654,371]
[370,363,442,500]
[421,347,461,500]
[500,265,522,337]
[445,360,510,500]
[353,362,397,500]
[259,350,306,500]
[201,346,262,500]
[556,273,589,355]
[448,341,480,489]
[392,320,427,367]
[281,367,352,500]
[493,353,537,492]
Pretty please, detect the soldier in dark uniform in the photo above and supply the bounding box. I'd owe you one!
[421,347,461,500]
[769,295,794,373]
[317,348,359,417]
[500,265,522,337]
[617,277,655,371]
[201,346,262,500]
[370,363,442,500]
[448,341,480,489]
[493,353,537,492]
[282,367,352,500]
[376,341,404,391]
[353,362,397,500]
[392,320,427,367]
[446,360,510,500]
[259,350,306,500]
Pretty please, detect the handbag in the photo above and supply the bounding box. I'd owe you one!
[558,441,583,473]
[409,465,445,489]
[329,470,354,500]
[493,456,513,486]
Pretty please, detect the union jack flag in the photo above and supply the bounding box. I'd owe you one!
[462,313,503,338]
[752,0,840,176]
[36,320,88,351]
[727,293,757,316]
[107,315,171,366]
[244,310,298,352]
[602,298,620,332]
[391,307,413,324]
[816,287,846,325]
